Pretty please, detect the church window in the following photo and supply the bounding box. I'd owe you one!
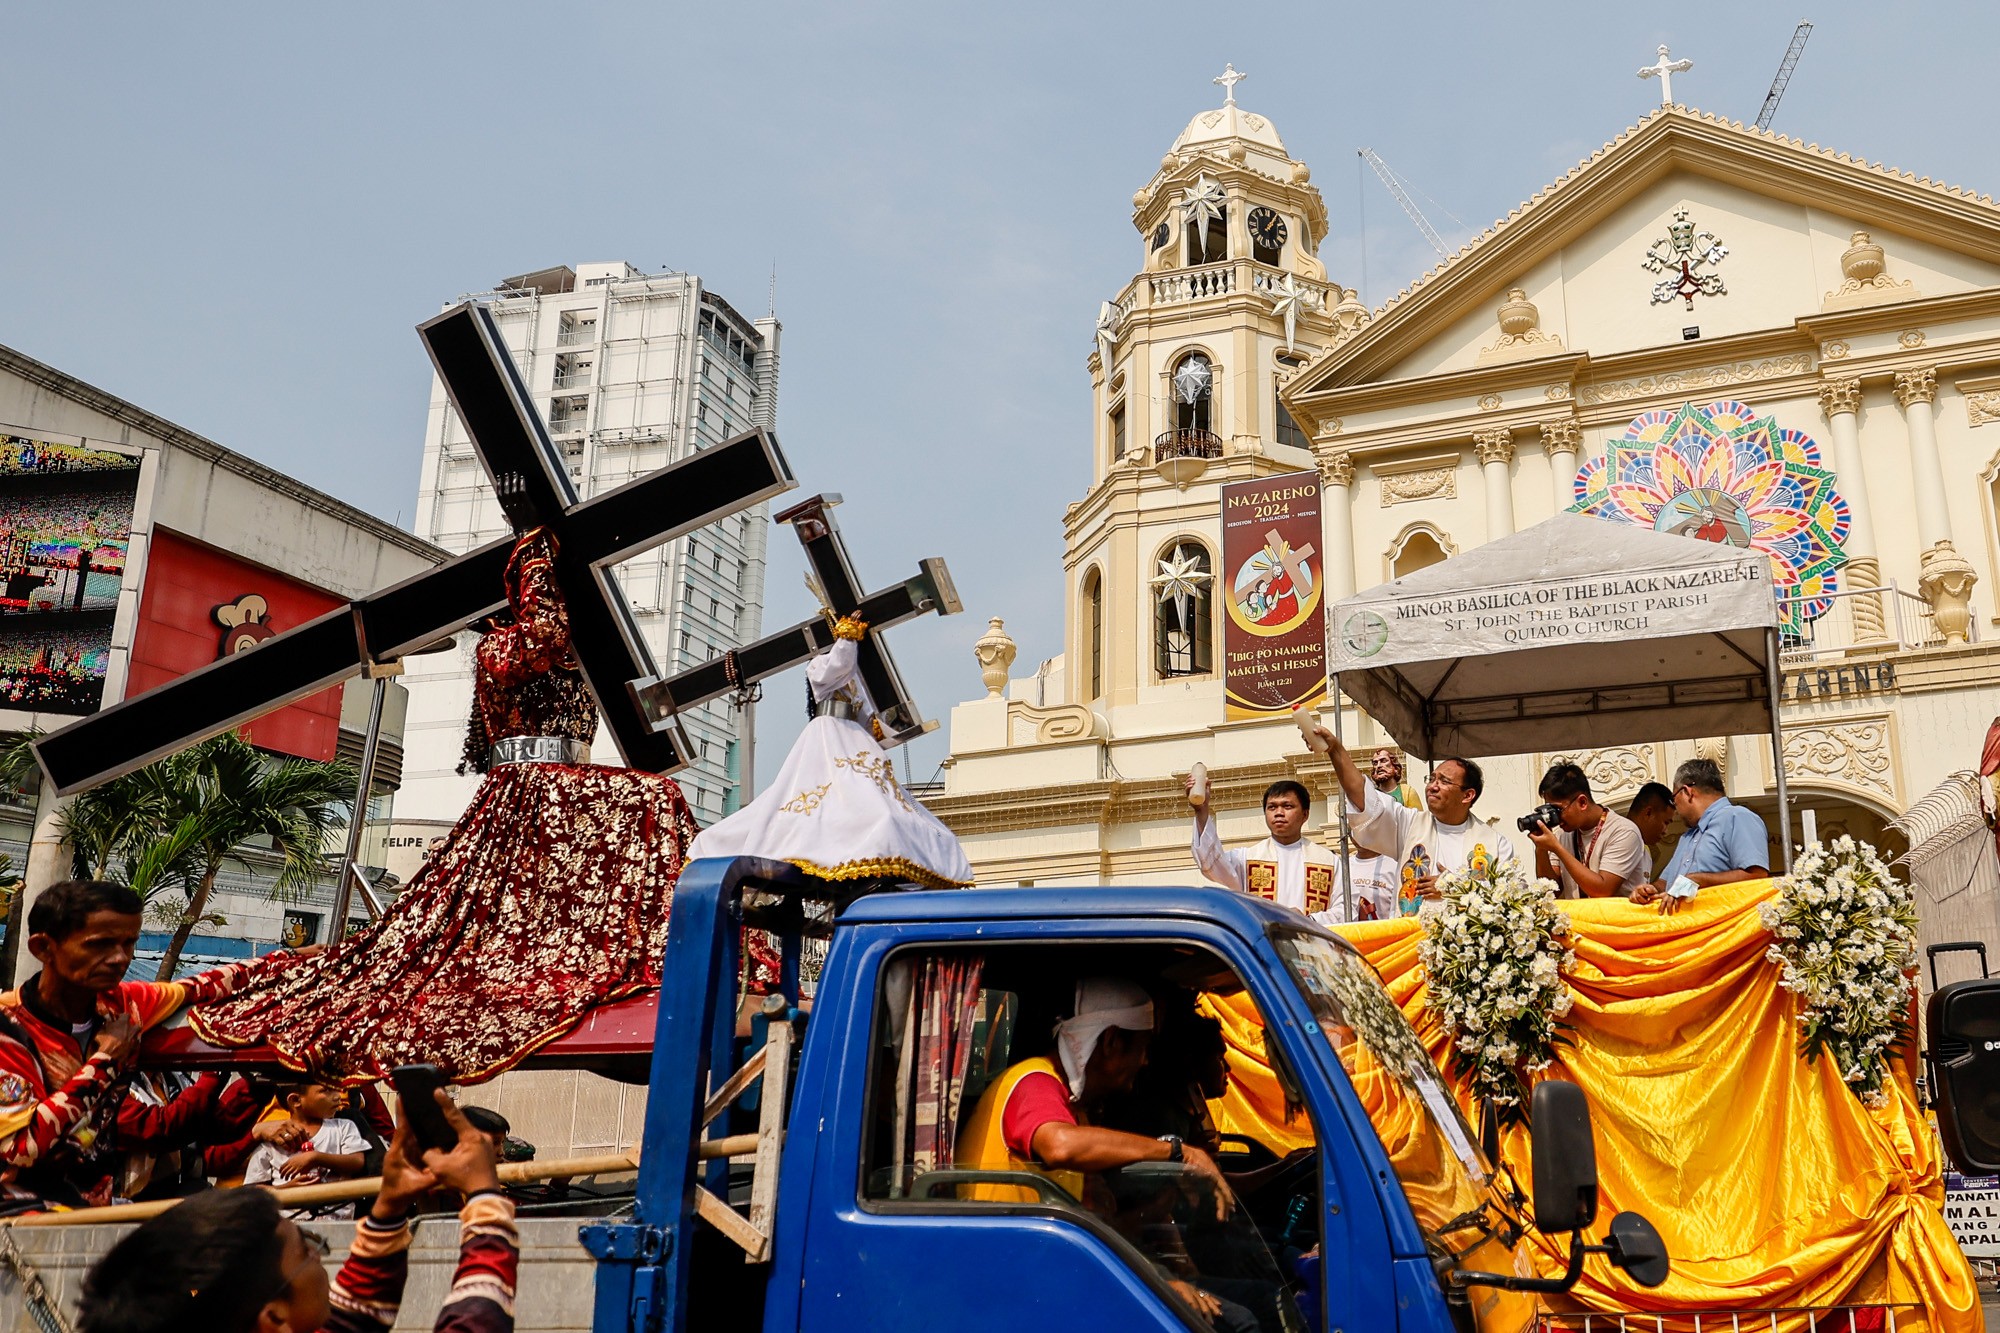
[1151,221,1171,252]
[1152,540,1213,679]
[1274,385,1308,450]
[1082,569,1104,699]
[1388,523,1455,579]
[1108,403,1126,466]
[1187,208,1227,266]
[1171,353,1214,436]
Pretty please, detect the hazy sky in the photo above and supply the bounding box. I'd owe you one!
[6,4,1998,786]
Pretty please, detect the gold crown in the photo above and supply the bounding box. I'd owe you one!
[832,614,868,642]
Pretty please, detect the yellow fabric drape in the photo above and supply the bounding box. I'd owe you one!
[1208,881,1981,1329]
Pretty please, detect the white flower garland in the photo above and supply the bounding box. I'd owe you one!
[1760,835,1919,1108]
[1416,850,1574,1119]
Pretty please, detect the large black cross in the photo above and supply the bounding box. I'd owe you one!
[630,494,960,747]
[34,301,796,795]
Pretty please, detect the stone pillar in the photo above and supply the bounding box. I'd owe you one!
[1816,379,1886,642]
[1896,369,1950,545]
[973,617,1017,697]
[1474,428,1517,540]
[1321,451,1357,598]
[1895,367,1979,643]
[1540,419,1581,513]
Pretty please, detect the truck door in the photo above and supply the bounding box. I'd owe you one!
[790,925,1401,1333]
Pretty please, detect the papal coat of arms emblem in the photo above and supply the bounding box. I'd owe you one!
[1641,208,1729,310]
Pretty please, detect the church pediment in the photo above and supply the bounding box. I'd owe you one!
[1286,108,2000,415]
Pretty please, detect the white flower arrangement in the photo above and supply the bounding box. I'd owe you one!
[1760,835,1919,1108]
[1415,848,1574,1120]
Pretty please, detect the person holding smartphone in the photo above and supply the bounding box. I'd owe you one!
[75,1088,518,1333]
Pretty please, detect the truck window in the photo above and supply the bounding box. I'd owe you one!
[1270,929,1491,1245]
[860,944,1318,1333]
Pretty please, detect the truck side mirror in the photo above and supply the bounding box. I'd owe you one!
[1529,1080,1597,1235]
[1452,1081,1671,1296]
[1604,1211,1670,1288]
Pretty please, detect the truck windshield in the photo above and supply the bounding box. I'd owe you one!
[1271,929,1492,1247]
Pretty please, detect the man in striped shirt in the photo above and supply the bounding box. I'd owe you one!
[77,1090,518,1332]
[0,879,308,1211]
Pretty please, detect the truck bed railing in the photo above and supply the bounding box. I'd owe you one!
[1535,1305,1921,1332]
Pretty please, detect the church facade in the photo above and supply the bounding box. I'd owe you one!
[930,89,2000,900]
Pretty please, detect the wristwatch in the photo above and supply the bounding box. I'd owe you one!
[1157,1134,1184,1163]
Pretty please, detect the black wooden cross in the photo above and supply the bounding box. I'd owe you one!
[629,494,960,748]
[34,301,796,795]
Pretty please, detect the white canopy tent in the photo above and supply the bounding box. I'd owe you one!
[1325,513,1791,872]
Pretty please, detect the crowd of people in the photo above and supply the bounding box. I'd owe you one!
[0,879,529,1332]
[1189,728,1773,918]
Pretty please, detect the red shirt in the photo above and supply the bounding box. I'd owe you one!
[0,958,267,1209]
[1001,1070,1077,1160]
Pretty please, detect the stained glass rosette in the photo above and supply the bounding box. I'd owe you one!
[1568,399,1850,636]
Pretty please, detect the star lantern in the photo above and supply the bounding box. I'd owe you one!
[1172,355,1212,406]
[1265,273,1311,353]
[1095,301,1123,371]
[1182,175,1226,234]
[1568,398,1850,636]
[1151,544,1212,647]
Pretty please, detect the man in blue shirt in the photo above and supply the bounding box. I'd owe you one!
[1632,758,1771,907]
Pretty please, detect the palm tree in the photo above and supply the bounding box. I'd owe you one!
[57,732,355,979]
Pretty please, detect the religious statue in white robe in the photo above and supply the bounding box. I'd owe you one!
[687,621,974,890]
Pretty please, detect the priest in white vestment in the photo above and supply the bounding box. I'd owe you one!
[1304,723,1519,916]
[1187,777,1387,923]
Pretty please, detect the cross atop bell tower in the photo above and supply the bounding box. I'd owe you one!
[1212,63,1247,106]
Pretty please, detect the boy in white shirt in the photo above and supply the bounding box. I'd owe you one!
[242,1079,370,1196]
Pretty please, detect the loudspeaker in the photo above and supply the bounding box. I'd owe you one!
[1928,977,2000,1173]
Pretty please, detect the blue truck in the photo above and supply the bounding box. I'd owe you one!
[581,857,1667,1332]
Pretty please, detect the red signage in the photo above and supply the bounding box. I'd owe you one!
[1221,471,1328,720]
[127,530,346,760]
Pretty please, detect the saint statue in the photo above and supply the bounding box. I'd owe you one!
[190,530,766,1082]
[683,614,973,892]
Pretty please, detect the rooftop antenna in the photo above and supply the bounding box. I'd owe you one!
[1755,20,1814,131]
[767,261,777,317]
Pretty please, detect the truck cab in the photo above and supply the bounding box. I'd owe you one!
[591,859,1656,1332]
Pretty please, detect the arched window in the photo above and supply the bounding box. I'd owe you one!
[1082,569,1104,699]
[1171,353,1214,436]
[1152,540,1214,678]
[1388,524,1455,579]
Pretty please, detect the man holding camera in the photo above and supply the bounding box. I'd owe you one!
[1523,763,1652,899]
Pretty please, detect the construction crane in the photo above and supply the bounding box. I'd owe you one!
[1755,20,1814,131]
[1357,149,1456,261]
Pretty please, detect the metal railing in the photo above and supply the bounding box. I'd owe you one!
[1536,1306,1918,1332]
[1152,429,1223,463]
[552,371,592,390]
[1775,581,1977,662]
[556,324,598,346]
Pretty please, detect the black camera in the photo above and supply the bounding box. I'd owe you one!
[1517,803,1564,835]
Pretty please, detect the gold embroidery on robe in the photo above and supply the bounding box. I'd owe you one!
[1244,861,1279,901]
[1303,864,1334,915]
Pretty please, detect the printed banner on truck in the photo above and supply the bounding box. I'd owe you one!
[1222,470,1327,720]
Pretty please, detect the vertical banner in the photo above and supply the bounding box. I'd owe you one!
[1222,470,1327,720]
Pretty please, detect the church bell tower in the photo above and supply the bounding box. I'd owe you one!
[1068,68,1363,715]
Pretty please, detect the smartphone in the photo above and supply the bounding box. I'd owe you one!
[391,1063,458,1155]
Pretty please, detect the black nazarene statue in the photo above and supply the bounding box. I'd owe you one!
[192,530,770,1083]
